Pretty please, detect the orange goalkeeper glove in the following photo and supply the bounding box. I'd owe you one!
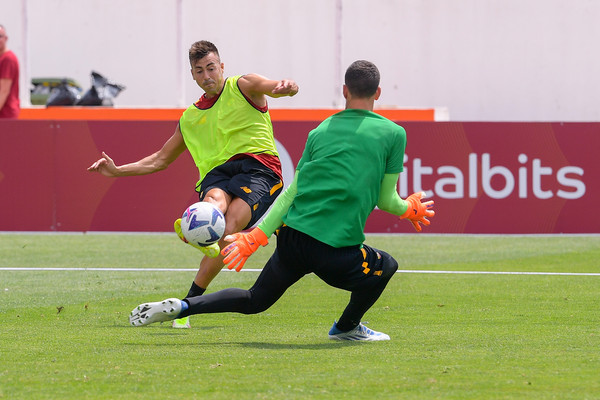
[400,191,435,232]
[221,228,269,272]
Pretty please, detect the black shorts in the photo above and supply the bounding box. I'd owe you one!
[271,226,396,292]
[197,157,283,229]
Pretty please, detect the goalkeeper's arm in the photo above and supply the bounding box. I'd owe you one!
[220,172,298,271]
[377,173,435,232]
[256,171,299,237]
[377,173,409,215]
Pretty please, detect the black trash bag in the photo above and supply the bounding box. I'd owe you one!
[45,79,81,106]
[76,71,125,106]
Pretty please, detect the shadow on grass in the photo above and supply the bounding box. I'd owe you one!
[236,341,363,349]
[121,323,375,349]
[124,340,363,349]
[122,325,365,349]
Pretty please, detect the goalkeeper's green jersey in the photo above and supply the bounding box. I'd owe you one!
[179,75,278,188]
[283,109,406,247]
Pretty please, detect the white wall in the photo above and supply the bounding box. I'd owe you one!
[3,0,599,121]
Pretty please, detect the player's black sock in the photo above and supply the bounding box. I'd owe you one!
[186,282,206,298]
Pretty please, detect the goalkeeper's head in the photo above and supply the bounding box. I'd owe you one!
[344,60,380,99]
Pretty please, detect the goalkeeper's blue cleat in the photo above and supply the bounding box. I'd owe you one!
[172,316,191,329]
[129,298,182,326]
[328,322,390,341]
[174,218,220,258]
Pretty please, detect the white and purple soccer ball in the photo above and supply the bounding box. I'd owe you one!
[180,202,225,246]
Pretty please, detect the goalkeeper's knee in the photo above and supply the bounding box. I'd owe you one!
[379,251,398,279]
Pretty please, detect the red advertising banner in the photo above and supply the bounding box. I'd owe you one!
[0,120,598,233]
[371,122,598,233]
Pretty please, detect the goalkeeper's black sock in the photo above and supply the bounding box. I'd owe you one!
[186,282,206,298]
[335,318,359,333]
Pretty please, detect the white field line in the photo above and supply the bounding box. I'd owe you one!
[0,267,598,276]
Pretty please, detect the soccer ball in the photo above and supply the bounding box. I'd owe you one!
[180,202,226,246]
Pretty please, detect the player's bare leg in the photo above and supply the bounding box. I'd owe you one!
[174,195,251,328]
[193,196,252,289]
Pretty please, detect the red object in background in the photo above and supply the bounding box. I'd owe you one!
[0,119,598,233]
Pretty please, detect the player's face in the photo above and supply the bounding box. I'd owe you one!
[191,52,224,97]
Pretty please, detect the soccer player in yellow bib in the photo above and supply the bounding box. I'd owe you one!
[88,41,298,328]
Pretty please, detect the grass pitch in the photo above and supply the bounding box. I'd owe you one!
[0,233,599,399]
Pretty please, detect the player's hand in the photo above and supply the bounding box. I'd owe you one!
[221,228,269,272]
[400,192,435,232]
[272,79,298,97]
[87,152,119,177]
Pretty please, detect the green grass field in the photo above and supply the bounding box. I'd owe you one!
[1,233,599,399]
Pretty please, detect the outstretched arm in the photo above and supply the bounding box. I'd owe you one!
[87,124,187,177]
[237,73,298,106]
[377,173,408,215]
[256,171,298,236]
[377,173,435,232]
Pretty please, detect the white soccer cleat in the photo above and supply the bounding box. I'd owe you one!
[172,316,191,329]
[129,298,182,326]
[328,322,390,341]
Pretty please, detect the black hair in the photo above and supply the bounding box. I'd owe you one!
[189,40,220,65]
[344,60,380,98]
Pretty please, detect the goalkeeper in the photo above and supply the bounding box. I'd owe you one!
[129,60,435,341]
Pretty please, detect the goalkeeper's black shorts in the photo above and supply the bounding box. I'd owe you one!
[272,226,397,292]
